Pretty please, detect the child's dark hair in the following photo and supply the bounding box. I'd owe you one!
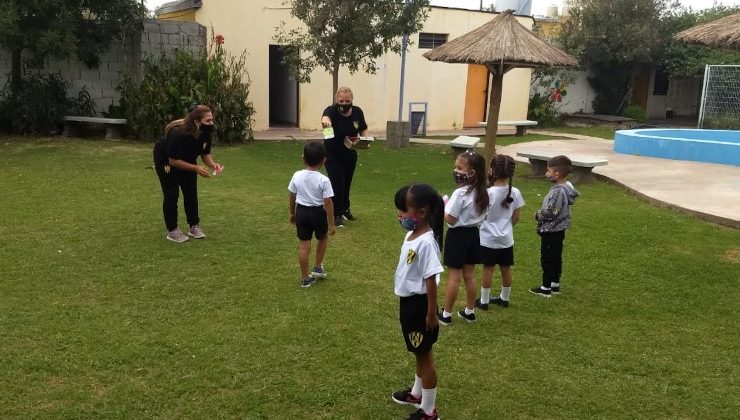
[548,155,572,176]
[490,154,516,208]
[457,151,489,214]
[394,184,445,249]
[303,141,326,166]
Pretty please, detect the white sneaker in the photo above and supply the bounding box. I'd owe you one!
[188,224,206,239]
[167,229,189,243]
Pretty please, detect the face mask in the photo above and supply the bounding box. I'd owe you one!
[337,103,352,113]
[453,170,470,185]
[200,124,214,135]
[399,215,420,231]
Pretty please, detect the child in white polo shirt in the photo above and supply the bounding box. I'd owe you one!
[391,184,445,420]
[476,154,525,309]
[288,141,336,288]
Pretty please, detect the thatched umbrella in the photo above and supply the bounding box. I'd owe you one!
[674,12,740,50]
[424,10,578,162]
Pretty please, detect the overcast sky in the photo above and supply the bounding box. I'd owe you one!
[145,0,740,14]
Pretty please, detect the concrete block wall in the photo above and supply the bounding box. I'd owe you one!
[0,19,207,115]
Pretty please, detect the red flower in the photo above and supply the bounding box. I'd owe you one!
[215,34,225,45]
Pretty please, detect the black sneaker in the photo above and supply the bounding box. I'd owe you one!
[457,309,476,323]
[407,408,439,420]
[551,286,561,294]
[391,387,421,407]
[475,298,489,311]
[437,311,452,326]
[344,209,355,221]
[490,296,510,307]
[300,276,317,288]
[334,216,345,228]
[529,286,551,298]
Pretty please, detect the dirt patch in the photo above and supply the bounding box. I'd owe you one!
[723,248,740,264]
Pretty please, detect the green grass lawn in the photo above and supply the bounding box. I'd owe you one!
[534,126,617,140]
[1,137,739,419]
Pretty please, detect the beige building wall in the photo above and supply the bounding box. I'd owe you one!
[191,2,533,132]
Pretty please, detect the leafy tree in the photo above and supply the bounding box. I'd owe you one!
[656,4,740,78]
[560,0,665,114]
[0,0,147,95]
[274,0,430,99]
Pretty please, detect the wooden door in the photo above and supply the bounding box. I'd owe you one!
[463,64,490,128]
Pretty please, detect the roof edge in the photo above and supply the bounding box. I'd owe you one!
[156,0,202,15]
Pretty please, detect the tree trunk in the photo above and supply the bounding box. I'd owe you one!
[331,61,339,103]
[484,66,504,166]
[10,48,22,97]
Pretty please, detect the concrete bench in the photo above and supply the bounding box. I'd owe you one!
[516,151,608,183]
[63,116,127,139]
[449,136,480,157]
[478,120,538,136]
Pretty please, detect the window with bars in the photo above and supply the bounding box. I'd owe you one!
[419,33,448,49]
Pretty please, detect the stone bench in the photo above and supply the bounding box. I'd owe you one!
[478,120,538,136]
[63,116,127,140]
[516,151,608,183]
[449,136,480,157]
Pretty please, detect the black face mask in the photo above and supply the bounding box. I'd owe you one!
[337,103,352,113]
[200,124,214,135]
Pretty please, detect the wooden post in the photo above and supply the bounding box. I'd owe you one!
[484,65,504,166]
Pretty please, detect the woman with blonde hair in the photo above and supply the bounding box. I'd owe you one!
[152,104,223,242]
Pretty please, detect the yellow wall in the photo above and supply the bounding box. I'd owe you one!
[186,2,533,132]
[157,9,196,21]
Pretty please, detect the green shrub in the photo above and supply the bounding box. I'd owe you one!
[527,92,563,127]
[622,104,647,123]
[703,114,740,130]
[119,35,255,143]
[0,72,95,135]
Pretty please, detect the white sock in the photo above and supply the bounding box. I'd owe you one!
[421,387,437,415]
[481,287,491,303]
[552,282,560,288]
[411,374,422,398]
[501,286,511,301]
[442,309,452,318]
[464,306,475,315]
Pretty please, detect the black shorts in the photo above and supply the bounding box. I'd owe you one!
[443,226,480,268]
[295,204,328,241]
[480,245,515,267]
[400,294,439,353]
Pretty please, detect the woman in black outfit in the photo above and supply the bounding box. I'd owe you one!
[152,104,223,243]
[321,87,369,227]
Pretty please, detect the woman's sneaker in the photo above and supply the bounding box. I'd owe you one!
[529,286,552,298]
[166,229,189,243]
[391,388,421,407]
[310,265,327,279]
[188,224,206,239]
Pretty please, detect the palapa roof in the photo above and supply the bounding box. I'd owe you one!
[423,10,578,69]
[674,12,740,50]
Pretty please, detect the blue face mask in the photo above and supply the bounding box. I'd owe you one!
[399,215,420,231]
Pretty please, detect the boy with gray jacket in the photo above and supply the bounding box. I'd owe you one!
[529,155,579,298]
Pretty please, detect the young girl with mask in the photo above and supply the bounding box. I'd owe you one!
[438,151,489,325]
[476,154,525,310]
[391,184,445,420]
[320,87,368,227]
[153,104,223,243]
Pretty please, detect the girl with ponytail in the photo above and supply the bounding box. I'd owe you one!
[476,154,525,309]
[438,150,489,325]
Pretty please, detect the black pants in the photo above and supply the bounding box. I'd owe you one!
[155,163,199,232]
[539,230,565,288]
[325,151,357,216]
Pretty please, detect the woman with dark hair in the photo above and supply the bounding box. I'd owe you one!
[152,104,223,243]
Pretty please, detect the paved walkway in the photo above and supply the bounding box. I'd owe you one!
[254,127,739,228]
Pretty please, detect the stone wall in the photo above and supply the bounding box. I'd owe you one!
[0,20,207,115]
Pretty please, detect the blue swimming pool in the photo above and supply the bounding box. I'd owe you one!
[614,129,740,166]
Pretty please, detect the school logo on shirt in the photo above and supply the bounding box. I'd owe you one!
[164,164,171,174]
[406,249,416,265]
[408,331,423,348]
[202,142,207,150]
[353,121,359,130]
